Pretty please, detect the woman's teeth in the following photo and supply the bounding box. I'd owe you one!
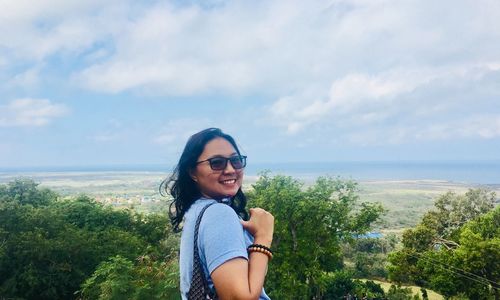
[222,179,236,185]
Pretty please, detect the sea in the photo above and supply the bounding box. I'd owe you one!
[1,161,499,185]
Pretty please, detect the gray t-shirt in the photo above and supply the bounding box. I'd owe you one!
[179,198,271,299]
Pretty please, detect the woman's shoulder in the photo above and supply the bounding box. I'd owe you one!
[203,201,238,220]
[189,199,238,221]
[189,200,239,229]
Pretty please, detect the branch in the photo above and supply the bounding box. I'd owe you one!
[433,237,459,249]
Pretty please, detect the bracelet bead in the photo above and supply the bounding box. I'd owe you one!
[247,244,273,255]
[247,246,273,260]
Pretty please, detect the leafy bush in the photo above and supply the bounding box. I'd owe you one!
[0,179,178,300]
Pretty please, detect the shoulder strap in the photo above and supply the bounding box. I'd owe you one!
[193,201,217,258]
[188,201,218,300]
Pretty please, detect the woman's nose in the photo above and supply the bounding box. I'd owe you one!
[223,161,236,173]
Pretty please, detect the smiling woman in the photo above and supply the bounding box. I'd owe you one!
[162,128,274,300]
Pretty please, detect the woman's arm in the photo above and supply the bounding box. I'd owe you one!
[211,208,274,300]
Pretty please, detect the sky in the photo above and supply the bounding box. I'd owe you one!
[1,0,500,168]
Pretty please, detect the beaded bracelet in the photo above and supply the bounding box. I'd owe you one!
[248,247,273,260]
[248,244,273,255]
[247,244,273,260]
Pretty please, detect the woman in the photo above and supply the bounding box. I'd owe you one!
[163,128,274,299]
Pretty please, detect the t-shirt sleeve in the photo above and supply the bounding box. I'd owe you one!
[199,203,248,275]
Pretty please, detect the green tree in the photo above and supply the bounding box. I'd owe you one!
[247,174,384,299]
[79,255,179,300]
[322,270,357,299]
[421,189,495,239]
[0,178,57,207]
[453,207,500,299]
[388,189,499,299]
[343,236,397,279]
[321,271,386,300]
[0,179,177,300]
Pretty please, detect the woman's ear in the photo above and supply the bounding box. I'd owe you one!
[189,169,198,182]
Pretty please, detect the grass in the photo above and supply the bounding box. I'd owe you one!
[356,180,484,229]
[360,279,443,300]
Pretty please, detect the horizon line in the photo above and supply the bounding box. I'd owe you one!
[2,159,500,173]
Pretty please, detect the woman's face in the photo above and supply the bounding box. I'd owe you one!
[191,137,244,199]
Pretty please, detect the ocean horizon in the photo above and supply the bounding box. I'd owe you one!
[2,160,500,185]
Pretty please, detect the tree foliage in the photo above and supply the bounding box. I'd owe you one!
[388,189,499,299]
[322,270,387,300]
[421,189,495,239]
[8,175,484,299]
[79,255,180,299]
[247,173,384,299]
[0,178,57,207]
[0,179,178,300]
[343,235,398,279]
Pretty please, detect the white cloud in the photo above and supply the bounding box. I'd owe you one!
[69,0,447,94]
[333,114,500,146]
[455,115,500,139]
[1,0,500,147]
[2,0,500,96]
[154,118,215,145]
[5,66,43,88]
[87,119,128,143]
[267,62,500,138]
[0,98,69,127]
[0,1,107,59]
[267,68,435,134]
[154,133,177,145]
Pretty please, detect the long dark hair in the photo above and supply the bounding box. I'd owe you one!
[161,128,249,232]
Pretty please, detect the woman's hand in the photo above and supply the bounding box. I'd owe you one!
[240,208,274,247]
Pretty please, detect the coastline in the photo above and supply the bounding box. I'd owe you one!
[1,170,498,194]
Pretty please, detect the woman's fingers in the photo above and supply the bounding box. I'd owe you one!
[240,219,249,228]
[248,208,268,216]
[242,207,274,242]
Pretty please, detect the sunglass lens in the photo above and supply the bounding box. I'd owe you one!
[209,158,227,170]
[230,156,245,169]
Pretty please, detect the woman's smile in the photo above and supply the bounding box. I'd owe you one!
[221,179,237,185]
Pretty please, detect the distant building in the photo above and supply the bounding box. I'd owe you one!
[353,232,383,239]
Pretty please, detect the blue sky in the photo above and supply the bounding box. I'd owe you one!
[1,0,500,168]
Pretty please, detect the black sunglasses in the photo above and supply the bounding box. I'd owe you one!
[196,155,247,171]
